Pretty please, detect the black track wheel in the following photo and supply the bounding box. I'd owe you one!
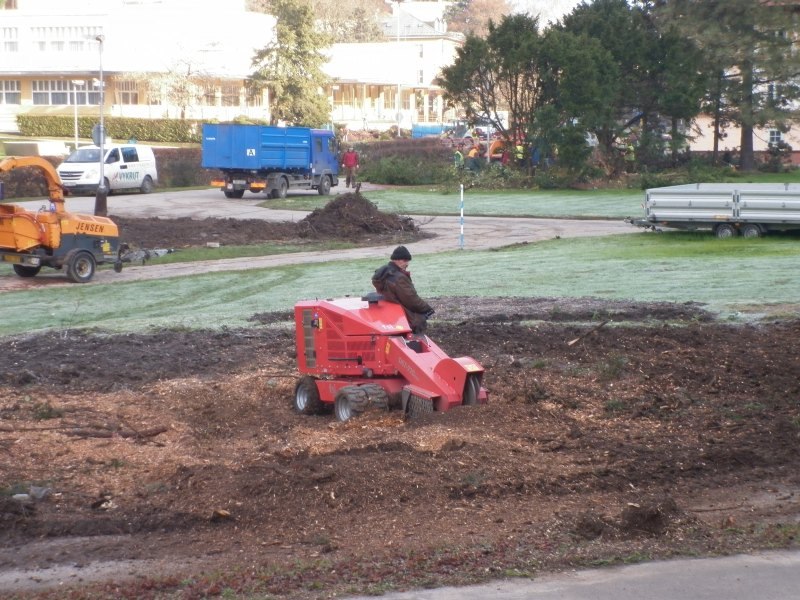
[65,250,97,283]
[407,395,433,419]
[294,376,324,415]
[359,383,390,412]
[12,264,41,278]
[334,385,368,422]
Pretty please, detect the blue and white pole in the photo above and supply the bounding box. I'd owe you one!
[459,184,464,250]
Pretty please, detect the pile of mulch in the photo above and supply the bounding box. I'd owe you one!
[298,192,418,237]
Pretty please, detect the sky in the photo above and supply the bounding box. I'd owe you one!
[510,0,585,26]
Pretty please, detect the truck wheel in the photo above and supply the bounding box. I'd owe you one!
[741,224,762,238]
[139,175,154,194]
[66,250,97,283]
[462,374,481,406]
[714,224,737,239]
[334,385,368,422]
[12,264,41,278]
[317,175,331,196]
[224,190,245,199]
[294,376,324,415]
[275,177,289,199]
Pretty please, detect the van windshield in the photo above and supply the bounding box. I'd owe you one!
[64,148,102,163]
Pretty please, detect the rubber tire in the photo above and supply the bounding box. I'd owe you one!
[104,178,113,196]
[463,374,481,406]
[334,385,368,422]
[741,224,761,239]
[317,175,331,196]
[13,264,41,278]
[715,223,737,239]
[359,383,390,412]
[294,376,324,415]
[140,175,154,194]
[66,250,97,283]
[275,177,289,199]
[224,190,245,199]
[407,395,433,419]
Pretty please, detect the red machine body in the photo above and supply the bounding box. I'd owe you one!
[294,294,487,420]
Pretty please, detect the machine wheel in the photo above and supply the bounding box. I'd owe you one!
[139,175,154,193]
[715,223,737,239]
[334,385,369,422]
[463,374,481,406]
[66,250,97,283]
[294,376,324,415]
[12,264,41,278]
[104,178,113,196]
[359,383,390,412]
[275,177,289,199]
[224,189,245,199]
[741,224,762,238]
[407,395,433,419]
[317,175,331,196]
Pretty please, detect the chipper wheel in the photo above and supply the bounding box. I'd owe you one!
[294,376,325,415]
[334,384,389,422]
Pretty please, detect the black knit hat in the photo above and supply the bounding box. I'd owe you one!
[390,245,412,261]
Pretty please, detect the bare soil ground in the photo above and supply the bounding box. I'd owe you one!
[1,195,799,599]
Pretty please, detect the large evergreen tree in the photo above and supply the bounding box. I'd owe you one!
[650,0,800,170]
[249,0,332,127]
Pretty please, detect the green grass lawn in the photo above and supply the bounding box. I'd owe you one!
[1,231,798,336]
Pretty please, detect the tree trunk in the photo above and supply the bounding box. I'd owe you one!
[738,61,756,171]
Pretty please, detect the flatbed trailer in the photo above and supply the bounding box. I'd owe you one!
[629,183,800,238]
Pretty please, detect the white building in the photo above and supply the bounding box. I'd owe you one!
[0,0,462,135]
[0,0,281,132]
[326,2,463,131]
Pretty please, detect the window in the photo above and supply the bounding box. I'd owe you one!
[0,80,21,104]
[418,69,424,85]
[116,80,139,105]
[769,130,783,146]
[417,44,423,59]
[1,28,18,52]
[221,84,240,107]
[32,80,71,105]
[121,147,139,163]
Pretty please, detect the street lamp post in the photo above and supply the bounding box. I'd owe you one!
[385,0,402,137]
[394,3,401,137]
[94,34,107,217]
[71,80,85,150]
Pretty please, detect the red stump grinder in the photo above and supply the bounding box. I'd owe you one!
[294,293,488,421]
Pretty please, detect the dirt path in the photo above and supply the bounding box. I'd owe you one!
[3,187,634,291]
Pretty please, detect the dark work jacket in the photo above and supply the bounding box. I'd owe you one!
[372,261,432,333]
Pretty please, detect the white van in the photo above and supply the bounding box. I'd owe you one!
[57,143,158,195]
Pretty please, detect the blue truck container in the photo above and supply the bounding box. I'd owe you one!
[201,123,339,199]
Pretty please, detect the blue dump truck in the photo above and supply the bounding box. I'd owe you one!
[201,123,339,199]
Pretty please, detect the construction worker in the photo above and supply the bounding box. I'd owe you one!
[372,245,434,335]
[453,145,465,169]
[341,146,359,188]
[466,143,481,171]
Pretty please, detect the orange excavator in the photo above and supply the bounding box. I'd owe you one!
[0,156,123,283]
